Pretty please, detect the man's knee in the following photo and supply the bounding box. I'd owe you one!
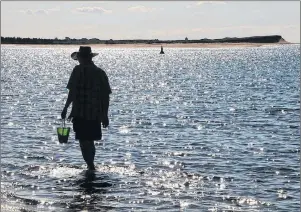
[79,140,94,148]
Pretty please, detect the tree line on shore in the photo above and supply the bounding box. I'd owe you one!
[1,35,284,45]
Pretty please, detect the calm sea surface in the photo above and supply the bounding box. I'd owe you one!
[1,45,300,212]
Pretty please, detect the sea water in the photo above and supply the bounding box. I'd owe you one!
[1,44,300,211]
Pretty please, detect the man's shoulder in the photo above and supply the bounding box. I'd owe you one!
[74,64,102,72]
[73,65,81,72]
[94,65,105,72]
[93,66,108,77]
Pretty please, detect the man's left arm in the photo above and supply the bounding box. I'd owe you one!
[100,70,112,127]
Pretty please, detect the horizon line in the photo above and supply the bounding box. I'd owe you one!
[1,34,285,40]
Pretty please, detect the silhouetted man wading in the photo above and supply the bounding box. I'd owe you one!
[61,46,112,170]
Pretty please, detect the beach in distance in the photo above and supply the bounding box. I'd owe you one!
[1,34,293,48]
[2,42,294,49]
[2,34,293,49]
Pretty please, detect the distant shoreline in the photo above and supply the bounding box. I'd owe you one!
[1,42,295,49]
[1,35,292,47]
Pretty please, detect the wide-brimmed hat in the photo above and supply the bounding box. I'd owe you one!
[71,46,99,60]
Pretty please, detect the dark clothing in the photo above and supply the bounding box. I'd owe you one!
[64,52,111,170]
[72,118,102,141]
[67,62,112,121]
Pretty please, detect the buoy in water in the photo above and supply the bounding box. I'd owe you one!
[160,45,164,54]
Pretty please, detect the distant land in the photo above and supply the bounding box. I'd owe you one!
[1,35,290,45]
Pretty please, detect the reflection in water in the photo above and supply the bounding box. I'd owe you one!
[67,170,114,211]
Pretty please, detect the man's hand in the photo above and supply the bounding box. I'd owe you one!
[102,116,109,128]
[61,107,68,119]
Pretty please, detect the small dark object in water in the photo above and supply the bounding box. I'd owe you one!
[160,45,164,54]
[57,119,70,143]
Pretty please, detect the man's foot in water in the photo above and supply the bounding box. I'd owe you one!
[87,164,96,171]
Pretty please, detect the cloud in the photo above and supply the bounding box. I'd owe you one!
[48,7,60,12]
[74,7,112,14]
[93,1,116,4]
[196,1,227,6]
[128,5,161,13]
[20,7,60,15]
[20,9,48,15]
[187,1,226,9]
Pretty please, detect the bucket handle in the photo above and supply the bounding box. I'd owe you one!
[62,119,66,128]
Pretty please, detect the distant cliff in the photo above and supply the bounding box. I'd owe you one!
[197,35,287,43]
[1,35,288,45]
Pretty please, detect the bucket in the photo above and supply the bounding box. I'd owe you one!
[57,119,70,143]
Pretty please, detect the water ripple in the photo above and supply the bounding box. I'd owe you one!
[1,44,300,211]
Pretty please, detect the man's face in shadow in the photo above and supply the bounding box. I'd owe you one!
[78,55,92,64]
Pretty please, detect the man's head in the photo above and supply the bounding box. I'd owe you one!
[71,46,98,63]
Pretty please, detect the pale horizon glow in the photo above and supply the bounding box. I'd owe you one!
[1,1,300,43]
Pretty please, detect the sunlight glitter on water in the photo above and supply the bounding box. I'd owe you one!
[1,45,300,211]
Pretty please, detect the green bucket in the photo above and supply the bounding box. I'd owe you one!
[57,120,70,143]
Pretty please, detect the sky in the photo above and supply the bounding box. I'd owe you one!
[1,1,300,43]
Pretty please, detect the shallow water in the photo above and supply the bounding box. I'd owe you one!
[1,44,300,211]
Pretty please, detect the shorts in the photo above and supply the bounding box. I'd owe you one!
[72,117,102,141]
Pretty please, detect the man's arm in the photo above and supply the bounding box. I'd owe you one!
[64,89,74,109]
[101,95,110,128]
[101,95,110,116]
[61,67,77,119]
[100,70,111,127]
[61,89,74,119]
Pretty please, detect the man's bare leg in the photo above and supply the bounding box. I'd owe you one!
[79,140,96,170]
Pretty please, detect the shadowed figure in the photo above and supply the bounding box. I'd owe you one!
[61,46,112,170]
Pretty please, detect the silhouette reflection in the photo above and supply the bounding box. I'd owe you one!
[67,170,115,211]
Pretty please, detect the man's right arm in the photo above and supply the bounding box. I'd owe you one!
[100,70,112,128]
[61,67,77,119]
[65,67,78,109]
